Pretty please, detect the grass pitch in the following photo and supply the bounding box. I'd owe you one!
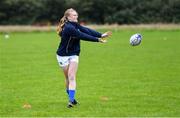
[0,29,180,117]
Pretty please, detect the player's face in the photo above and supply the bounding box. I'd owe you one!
[68,11,78,22]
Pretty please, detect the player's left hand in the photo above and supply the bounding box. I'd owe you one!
[101,31,112,38]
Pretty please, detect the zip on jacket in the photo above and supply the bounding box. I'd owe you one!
[66,37,72,53]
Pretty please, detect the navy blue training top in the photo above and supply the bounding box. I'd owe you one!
[56,21,102,56]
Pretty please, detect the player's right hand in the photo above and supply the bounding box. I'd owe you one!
[98,38,107,43]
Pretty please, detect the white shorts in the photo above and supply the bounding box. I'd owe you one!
[56,55,79,68]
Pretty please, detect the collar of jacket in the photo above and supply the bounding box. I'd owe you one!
[67,21,79,27]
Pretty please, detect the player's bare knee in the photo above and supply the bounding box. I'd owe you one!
[68,75,75,82]
[68,72,75,78]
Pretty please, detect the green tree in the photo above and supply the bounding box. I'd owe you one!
[0,0,180,25]
[36,0,67,24]
[0,0,43,25]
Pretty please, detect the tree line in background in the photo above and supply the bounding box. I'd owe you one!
[0,0,180,25]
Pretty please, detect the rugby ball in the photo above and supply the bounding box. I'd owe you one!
[130,33,142,46]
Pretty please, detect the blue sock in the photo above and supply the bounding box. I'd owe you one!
[68,90,75,102]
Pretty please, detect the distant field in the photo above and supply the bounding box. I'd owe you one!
[0,24,180,32]
[0,29,180,117]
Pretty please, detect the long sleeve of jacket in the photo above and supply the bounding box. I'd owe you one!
[77,24,102,38]
[66,26,99,42]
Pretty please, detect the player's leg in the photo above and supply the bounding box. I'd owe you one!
[56,55,70,96]
[62,66,69,95]
[67,56,79,107]
[68,61,78,103]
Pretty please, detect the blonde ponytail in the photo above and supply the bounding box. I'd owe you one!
[57,16,67,35]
